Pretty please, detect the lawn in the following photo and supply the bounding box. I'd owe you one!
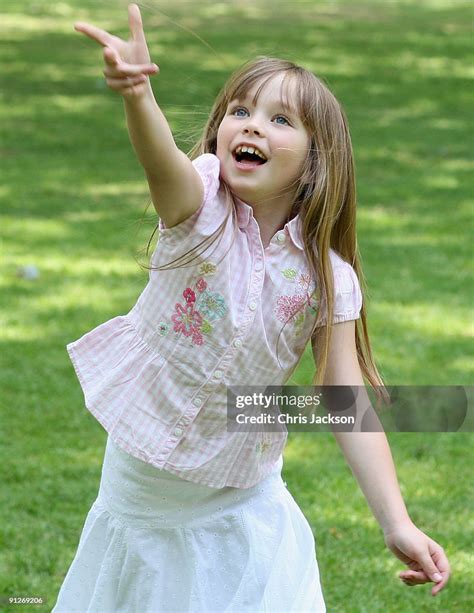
[0,0,472,611]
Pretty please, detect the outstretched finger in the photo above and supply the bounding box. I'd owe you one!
[128,3,147,44]
[74,21,116,48]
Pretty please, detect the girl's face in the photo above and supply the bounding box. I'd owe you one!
[216,73,310,211]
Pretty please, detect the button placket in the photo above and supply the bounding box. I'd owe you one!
[216,266,263,375]
[238,234,264,335]
[163,221,267,465]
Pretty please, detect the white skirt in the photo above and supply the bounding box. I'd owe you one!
[52,436,326,612]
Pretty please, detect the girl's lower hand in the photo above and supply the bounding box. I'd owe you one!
[383,519,450,596]
[74,3,159,100]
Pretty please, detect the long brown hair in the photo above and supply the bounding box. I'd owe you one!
[141,56,389,405]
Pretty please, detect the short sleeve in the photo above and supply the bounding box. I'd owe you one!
[156,153,226,247]
[332,263,363,324]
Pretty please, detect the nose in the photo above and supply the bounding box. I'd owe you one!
[242,119,265,137]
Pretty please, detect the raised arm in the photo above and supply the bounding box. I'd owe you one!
[312,321,450,596]
[74,3,203,227]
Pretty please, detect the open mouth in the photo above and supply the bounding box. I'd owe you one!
[232,145,268,168]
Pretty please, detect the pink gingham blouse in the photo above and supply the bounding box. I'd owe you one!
[67,154,362,488]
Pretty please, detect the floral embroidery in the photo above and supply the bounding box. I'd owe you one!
[183,288,196,304]
[281,268,297,280]
[157,322,169,336]
[276,294,306,322]
[275,267,318,334]
[199,290,227,322]
[256,441,271,454]
[294,312,305,329]
[201,320,212,334]
[168,272,227,346]
[172,303,203,337]
[192,331,204,345]
[298,272,312,287]
[196,278,207,292]
[199,261,217,276]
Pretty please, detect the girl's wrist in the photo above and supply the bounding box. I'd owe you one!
[382,514,413,536]
[122,81,155,107]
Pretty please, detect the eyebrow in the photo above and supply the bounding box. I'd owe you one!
[231,96,298,117]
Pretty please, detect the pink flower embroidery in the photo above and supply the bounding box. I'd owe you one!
[172,303,203,337]
[192,332,204,345]
[275,267,318,333]
[183,288,196,304]
[275,294,306,323]
[196,278,207,293]
[165,269,227,347]
[297,272,312,290]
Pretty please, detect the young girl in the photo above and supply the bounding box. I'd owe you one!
[53,4,450,611]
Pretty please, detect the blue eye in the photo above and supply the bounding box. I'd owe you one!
[232,107,248,117]
[274,115,290,125]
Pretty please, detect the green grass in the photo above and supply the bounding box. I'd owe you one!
[1,0,472,611]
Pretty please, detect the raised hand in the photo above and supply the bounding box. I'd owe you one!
[74,3,158,99]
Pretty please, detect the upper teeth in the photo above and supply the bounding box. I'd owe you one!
[235,145,267,161]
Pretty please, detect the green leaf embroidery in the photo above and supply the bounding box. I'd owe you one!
[282,268,297,280]
[201,319,212,334]
[199,261,217,276]
[294,312,305,326]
